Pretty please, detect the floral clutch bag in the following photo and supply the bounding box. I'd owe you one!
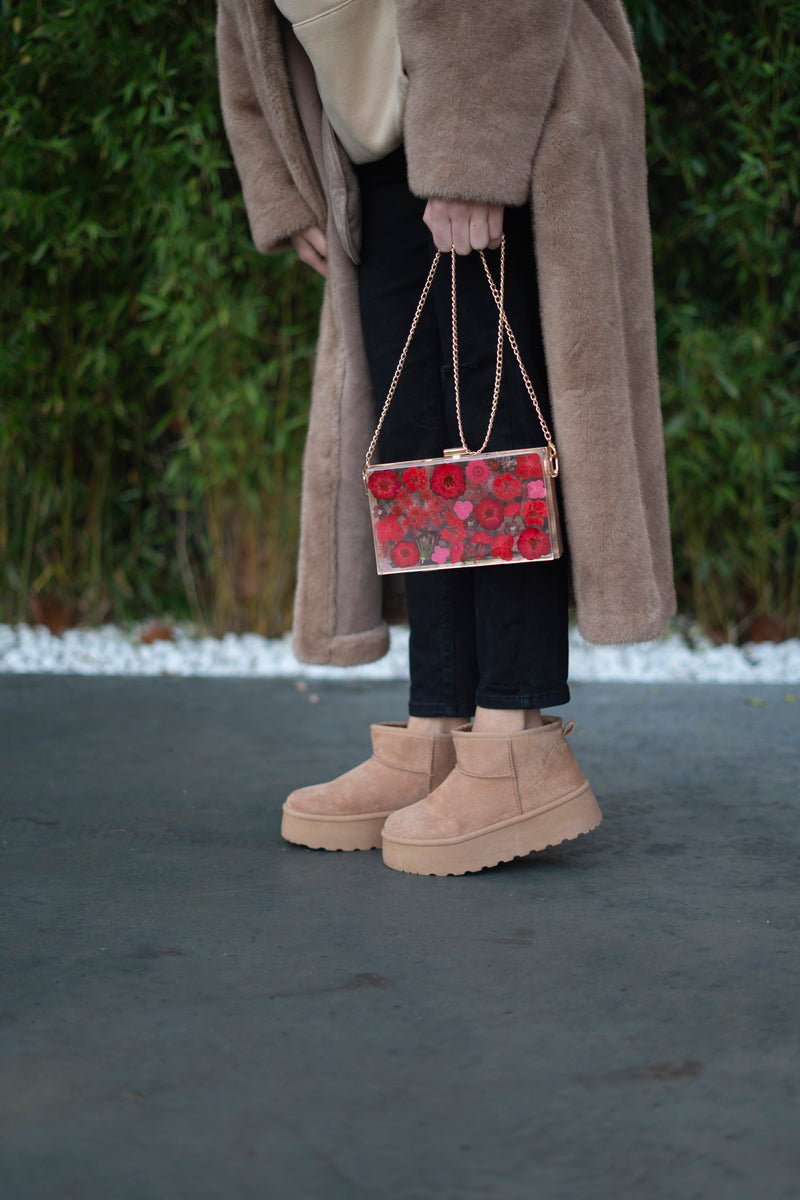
[366,447,562,573]
[363,238,563,576]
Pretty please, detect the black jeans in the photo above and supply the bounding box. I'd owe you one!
[355,148,569,715]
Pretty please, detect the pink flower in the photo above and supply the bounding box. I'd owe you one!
[368,469,402,500]
[465,459,491,485]
[517,529,551,560]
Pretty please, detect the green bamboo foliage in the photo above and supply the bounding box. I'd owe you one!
[629,0,800,638]
[1,1,321,634]
[1,0,798,639]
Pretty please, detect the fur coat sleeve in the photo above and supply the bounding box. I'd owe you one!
[216,0,321,252]
[397,0,573,205]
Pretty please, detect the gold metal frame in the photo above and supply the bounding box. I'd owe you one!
[366,446,563,575]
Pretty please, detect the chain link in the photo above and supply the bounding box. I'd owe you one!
[363,250,441,478]
[451,237,504,454]
[477,248,558,473]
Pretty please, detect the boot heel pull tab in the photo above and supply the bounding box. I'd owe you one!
[563,720,576,737]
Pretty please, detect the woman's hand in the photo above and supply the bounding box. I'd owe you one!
[423,199,504,255]
[291,226,328,277]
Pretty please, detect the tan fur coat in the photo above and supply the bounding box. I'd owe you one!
[216,0,676,665]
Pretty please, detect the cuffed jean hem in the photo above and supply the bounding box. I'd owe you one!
[408,698,476,718]
[474,687,571,710]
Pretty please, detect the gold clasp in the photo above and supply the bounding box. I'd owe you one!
[547,443,559,478]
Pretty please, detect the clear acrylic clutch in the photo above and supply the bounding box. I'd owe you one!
[363,239,563,575]
[366,447,562,573]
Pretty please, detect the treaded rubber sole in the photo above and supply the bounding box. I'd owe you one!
[280,806,392,852]
[381,782,602,876]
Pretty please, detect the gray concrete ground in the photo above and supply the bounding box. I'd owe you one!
[1,675,798,1200]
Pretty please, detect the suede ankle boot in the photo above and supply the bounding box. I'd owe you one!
[281,722,457,851]
[381,716,602,875]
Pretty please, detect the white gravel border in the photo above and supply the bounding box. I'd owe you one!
[1,622,799,683]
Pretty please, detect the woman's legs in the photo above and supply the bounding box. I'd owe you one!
[283,149,586,863]
[356,151,570,725]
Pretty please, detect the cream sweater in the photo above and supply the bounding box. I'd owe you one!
[275,0,406,163]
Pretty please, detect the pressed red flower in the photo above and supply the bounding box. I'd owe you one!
[368,469,402,500]
[492,472,522,502]
[402,466,427,493]
[474,496,504,530]
[522,499,549,528]
[391,540,421,568]
[517,528,551,560]
[504,502,521,519]
[515,453,544,480]
[492,533,515,561]
[471,531,494,545]
[403,503,429,531]
[441,523,466,544]
[450,542,465,563]
[430,463,467,499]
[376,515,406,545]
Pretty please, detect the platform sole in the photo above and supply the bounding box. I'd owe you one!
[280,806,392,852]
[381,782,602,876]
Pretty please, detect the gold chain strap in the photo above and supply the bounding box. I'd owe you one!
[451,237,504,454]
[476,247,559,477]
[363,235,559,480]
[363,250,441,478]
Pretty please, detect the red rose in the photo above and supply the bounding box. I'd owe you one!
[474,496,504,530]
[522,500,549,528]
[492,533,515,561]
[391,540,421,568]
[515,453,544,480]
[517,529,551,560]
[492,472,522,502]
[368,469,402,500]
[376,515,406,545]
[430,463,466,499]
[402,466,427,493]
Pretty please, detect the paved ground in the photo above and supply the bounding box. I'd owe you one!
[1,675,798,1200]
